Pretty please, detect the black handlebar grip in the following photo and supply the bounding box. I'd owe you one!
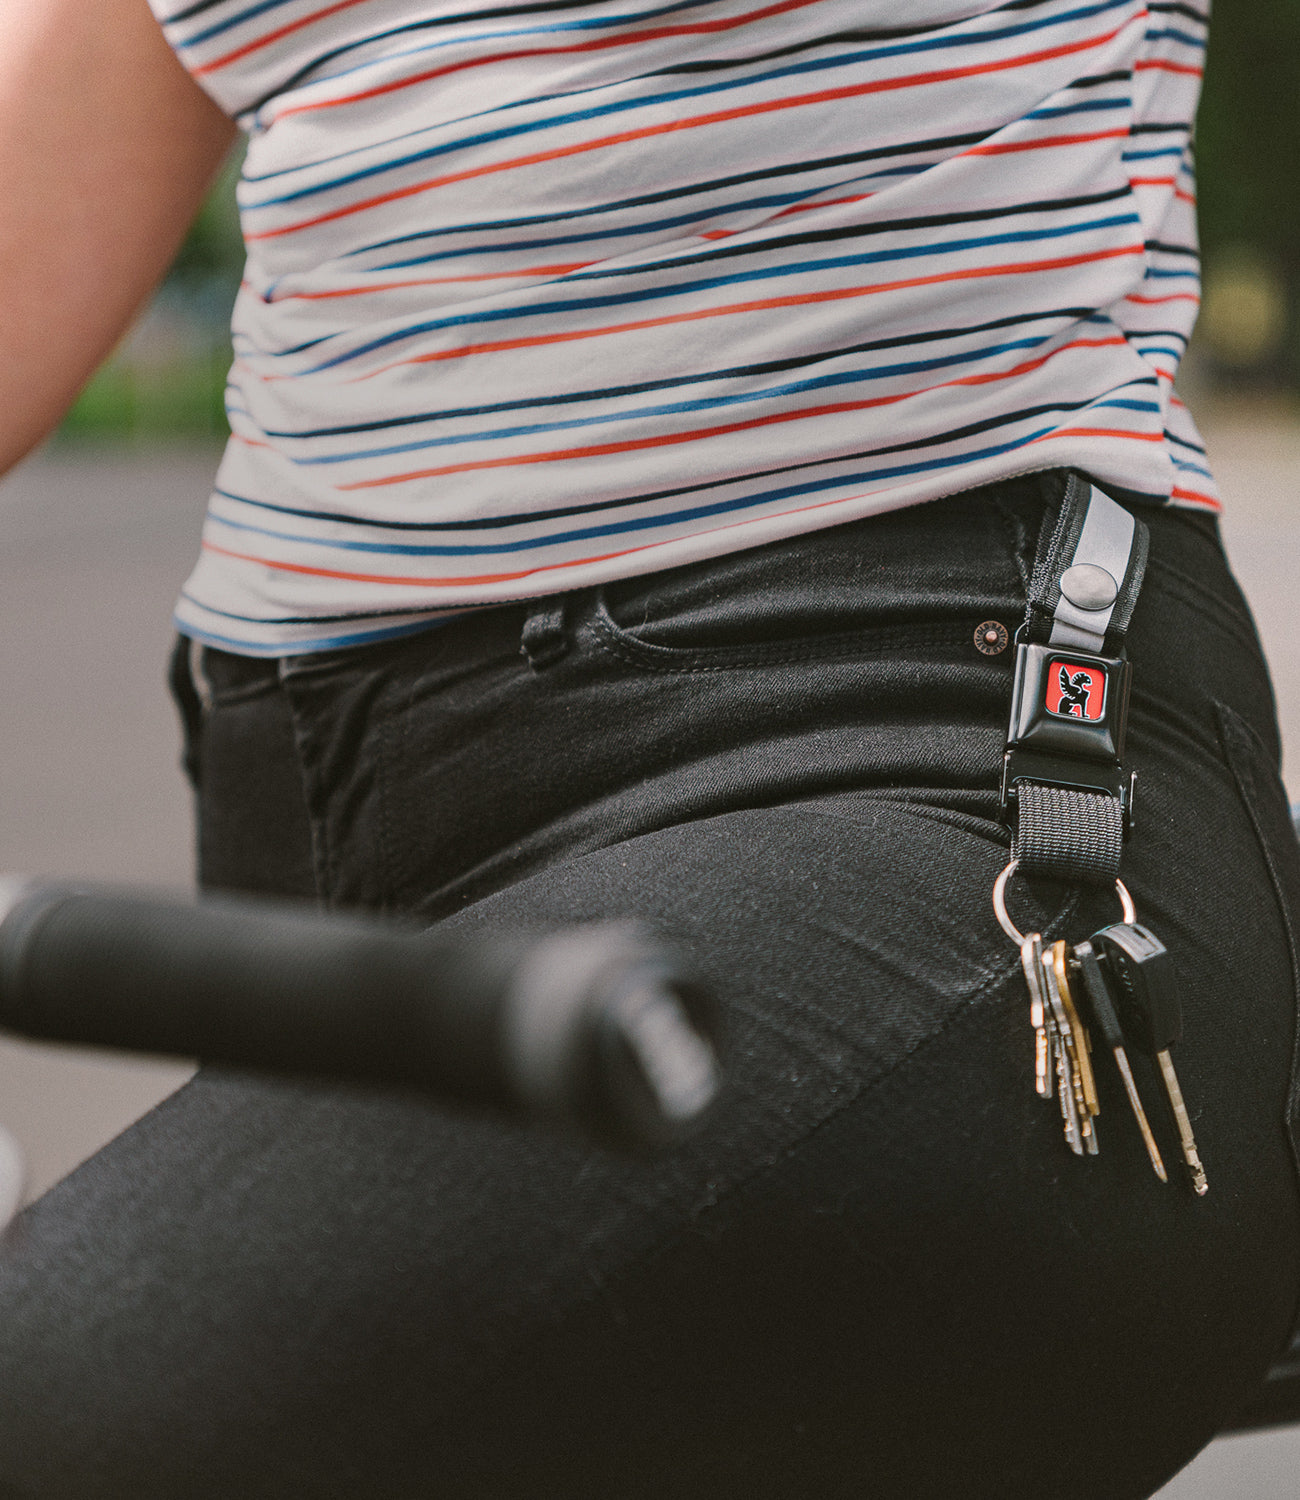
[0,881,721,1150]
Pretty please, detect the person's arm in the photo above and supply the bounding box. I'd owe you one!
[0,0,237,476]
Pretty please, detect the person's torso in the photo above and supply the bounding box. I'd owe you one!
[148,0,1215,655]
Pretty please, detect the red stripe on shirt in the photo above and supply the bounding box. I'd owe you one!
[195,0,379,74]
[1170,485,1222,511]
[1037,426,1163,442]
[1133,59,1203,76]
[965,128,1128,155]
[271,262,596,299]
[201,536,646,587]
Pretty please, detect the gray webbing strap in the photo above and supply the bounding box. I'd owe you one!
[1009,474,1148,885]
[1023,473,1148,658]
[1049,498,1135,653]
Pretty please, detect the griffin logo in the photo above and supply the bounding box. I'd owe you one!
[1045,661,1105,721]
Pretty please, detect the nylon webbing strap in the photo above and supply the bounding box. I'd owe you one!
[1013,784,1125,884]
[1023,472,1148,656]
[1007,473,1149,886]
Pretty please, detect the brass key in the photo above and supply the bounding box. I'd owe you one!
[1051,940,1100,1119]
[1036,941,1086,1156]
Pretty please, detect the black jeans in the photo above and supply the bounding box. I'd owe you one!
[1,473,1298,1499]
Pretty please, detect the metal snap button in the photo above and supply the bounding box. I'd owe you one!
[1059,563,1118,612]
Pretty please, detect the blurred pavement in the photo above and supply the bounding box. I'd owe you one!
[0,411,1297,1495]
[1199,402,1300,792]
[0,449,213,1201]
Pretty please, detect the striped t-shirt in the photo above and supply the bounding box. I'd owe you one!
[150,0,1214,656]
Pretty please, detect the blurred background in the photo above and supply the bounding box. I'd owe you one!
[0,2,1297,1493]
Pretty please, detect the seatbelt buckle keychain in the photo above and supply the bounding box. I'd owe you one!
[990,472,1208,1192]
[1000,639,1135,841]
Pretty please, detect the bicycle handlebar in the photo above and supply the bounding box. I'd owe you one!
[0,880,721,1153]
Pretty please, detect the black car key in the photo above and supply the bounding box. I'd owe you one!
[1091,923,1208,1195]
[1071,940,1166,1182]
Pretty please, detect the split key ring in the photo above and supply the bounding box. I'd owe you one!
[991,857,1136,947]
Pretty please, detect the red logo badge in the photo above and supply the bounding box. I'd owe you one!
[1045,660,1106,721]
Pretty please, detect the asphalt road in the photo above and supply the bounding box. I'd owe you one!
[0,412,1296,1496]
[0,447,211,1203]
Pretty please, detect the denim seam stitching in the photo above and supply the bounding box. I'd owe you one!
[587,611,964,673]
[275,667,334,906]
[376,686,404,911]
[1214,701,1300,1137]
[1213,698,1300,1359]
[990,493,1035,601]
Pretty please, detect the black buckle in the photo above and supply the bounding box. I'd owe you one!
[1000,641,1136,833]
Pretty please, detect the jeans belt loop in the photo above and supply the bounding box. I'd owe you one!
[521,595,570,671]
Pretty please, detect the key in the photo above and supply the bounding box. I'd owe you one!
[1071,939,1167,1183]
[1050,940,1101,1119]
[1036,939,1086,1156]
[1019,933,1052,1099]
[1019,932,1078,1150]
[1046,946,1096,1155]
[1048,940,1100,1155]
[1092,923,1208,1195]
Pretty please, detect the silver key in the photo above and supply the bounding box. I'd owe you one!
[1072,940,1167,1183]
[1093,923,1208,1196]
[1019,933,1052,1099]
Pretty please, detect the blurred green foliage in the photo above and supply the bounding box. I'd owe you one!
[55,149,244,444]
[54,4,1300,445]
[1196,0,1300,268]
[167,149,246,292]
[56,348,234,442]
[1194,0,1300,386]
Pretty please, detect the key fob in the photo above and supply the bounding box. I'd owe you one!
[1070,939,1125,1053]
[1091,922,1182,1055]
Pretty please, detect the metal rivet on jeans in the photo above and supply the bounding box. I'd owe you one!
[974,621,1009,656]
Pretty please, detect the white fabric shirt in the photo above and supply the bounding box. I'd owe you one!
[150,0,1215,655]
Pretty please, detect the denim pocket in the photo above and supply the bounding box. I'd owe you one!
[587,592,963,673]
[588,491,1027,672]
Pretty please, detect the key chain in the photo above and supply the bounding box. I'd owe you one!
[993,860,1133,1164]
[989,474,1207,1193]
